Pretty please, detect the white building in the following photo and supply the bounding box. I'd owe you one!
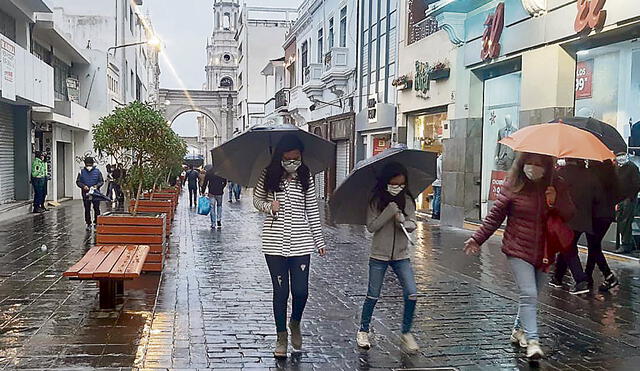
[235,6,297,131]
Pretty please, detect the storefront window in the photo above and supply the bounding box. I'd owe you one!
[481,71,521,218]
[409,112,445,211]
[372,133,391,156]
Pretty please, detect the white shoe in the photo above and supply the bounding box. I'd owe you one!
[356,331,371,349]
[510,328,527,348]
[526,340,544,360]
[400,332,420,354]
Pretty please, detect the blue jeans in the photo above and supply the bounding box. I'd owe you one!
[209,195,223,224]
[508,257,546,341]
[228,183,241,201]
[32,177,46,209]
[360,258,418,334]
[432,186,441,217]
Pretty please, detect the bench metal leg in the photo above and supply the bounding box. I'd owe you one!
[99,280,116,309]
[116,280,124,296]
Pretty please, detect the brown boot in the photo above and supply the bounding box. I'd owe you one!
[274,331,288,358]
[289,320,302,351]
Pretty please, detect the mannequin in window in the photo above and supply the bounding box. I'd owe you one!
[495,114,517,171]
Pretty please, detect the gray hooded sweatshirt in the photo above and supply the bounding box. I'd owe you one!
[366,195,417,261]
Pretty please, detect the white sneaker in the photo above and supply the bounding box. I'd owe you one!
[400,332,420,354]
[356,331,371,349]
[510,328,527,348]
[526,340,544,360]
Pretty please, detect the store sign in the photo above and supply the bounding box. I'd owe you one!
[372,137,390,156]
[481,2,505,61]
[66,77,80,103]
[575,60,593,99]
[367,96,377,123]
[488,170,508,200]
[414,61,430,96]
[0,34,16,101]
[574,0,607,34]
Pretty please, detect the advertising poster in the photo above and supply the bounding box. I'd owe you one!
[575,60,593,100]
[0,34,16,101]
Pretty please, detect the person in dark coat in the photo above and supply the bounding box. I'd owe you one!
[615,156,640,253]
[201,165,227,229]
[76,157,104,231]
[185,165,200,208]
[464,152,575,361]
[551,159,592,294]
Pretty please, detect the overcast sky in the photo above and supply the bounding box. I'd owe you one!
[146,0,301,136]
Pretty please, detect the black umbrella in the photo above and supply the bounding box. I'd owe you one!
[329,145,437,225]
[553,117,627,155]
[88,189,112,202]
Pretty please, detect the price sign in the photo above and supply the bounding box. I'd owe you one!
[489,170,507,201]
[575,60,593,99]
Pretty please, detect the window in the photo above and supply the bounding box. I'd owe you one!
[130,8,135,34]
[220,76,233,88]
[125,61,129,93]
[0,8,16,42]
[340,6,347,47]
[317,28,323,63]
[131,71,135,97]
[223,54,231,63]
[301,41,308,83]
[224,13,231,29]
[52,57,71,101]
[328,18,334,49]
[32,42,51,64]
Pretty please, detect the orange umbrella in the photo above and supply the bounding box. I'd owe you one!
[499,123,615,161]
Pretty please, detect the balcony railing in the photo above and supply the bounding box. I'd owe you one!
[409,17,439,45]
[324,47,349,72]
[303,63,323,84]
[275,88,290,109]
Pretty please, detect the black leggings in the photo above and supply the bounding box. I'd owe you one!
[265,254,310,332]
[189,187,198,206]
[585,218,613,279]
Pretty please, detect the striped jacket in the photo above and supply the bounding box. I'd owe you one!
[253,170,326,256]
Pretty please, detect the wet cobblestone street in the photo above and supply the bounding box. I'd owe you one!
[1,192,640,370]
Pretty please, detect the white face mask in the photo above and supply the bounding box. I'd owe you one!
[523,164,545,181]
[85,166,93,171]
[387,184,405,196]
[282,159,301,174]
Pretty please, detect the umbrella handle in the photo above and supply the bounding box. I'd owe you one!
[271,192,279,220]
[400,224,415,246]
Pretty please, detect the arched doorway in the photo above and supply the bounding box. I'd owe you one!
[170,109,221,164]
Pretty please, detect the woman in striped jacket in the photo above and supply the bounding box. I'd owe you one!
[253,135,327,359]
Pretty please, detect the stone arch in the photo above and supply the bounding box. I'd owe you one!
[165,106,220,135]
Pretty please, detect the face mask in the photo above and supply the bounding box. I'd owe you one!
[387,184,405,196]
[282,159,301,174]
[616,154,629,167]
[85,166,93,171]
[523,164,545,181]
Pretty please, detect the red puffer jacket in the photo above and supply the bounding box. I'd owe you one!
[472,179,575,268]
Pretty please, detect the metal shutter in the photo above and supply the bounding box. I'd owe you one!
[0,103,15,203]
[315,171,325,200]
[336,140,350,187]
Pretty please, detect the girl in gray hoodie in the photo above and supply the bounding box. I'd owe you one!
[356,162,419,353]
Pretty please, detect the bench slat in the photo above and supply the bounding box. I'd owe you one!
[93,246,127,278]
[63,246,103,277]
[110,245,138,278]
[78,246,114,279]
[123,245,150,278]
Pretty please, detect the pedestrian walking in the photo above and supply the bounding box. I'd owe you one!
[355,162,420,354]
[615,155,640,253]
[201,164,227,229]
[252,134,327,359]
[185,165,200,208]
[76,157,104,231]
[228,181,241,202]
[550,159,593,295]
[431,152,442,220]
[31,151,48,213]
[464,152,575,361]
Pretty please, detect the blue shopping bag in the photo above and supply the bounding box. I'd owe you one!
[197,195,211,215]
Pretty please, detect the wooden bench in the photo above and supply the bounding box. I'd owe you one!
[63,245,150,309]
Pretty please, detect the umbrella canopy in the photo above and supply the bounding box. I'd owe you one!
[88,189,112,202]
[552,117,627,155]
[499,123,615,161]
[330,146,437,225]
[211,123,336,186]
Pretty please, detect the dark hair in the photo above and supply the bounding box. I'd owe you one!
[84,156,95,165]
[508,152,555,193]
[264,134,310,193]
[592,160,619,197]
[371,162,414,215]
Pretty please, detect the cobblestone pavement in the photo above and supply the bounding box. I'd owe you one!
[1,192,639,370]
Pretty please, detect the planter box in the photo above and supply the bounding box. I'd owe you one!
[129,199,174,236]
[429,68,450,80]
[145,192,178,209]
[394,81,413,90]
[96,213,167,272]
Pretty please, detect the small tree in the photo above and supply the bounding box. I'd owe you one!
[93,101,187,214]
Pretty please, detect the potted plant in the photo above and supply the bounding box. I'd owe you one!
[429,60,451,80]
[392,75,413,90]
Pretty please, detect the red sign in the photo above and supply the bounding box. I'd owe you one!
[575,60,593,99]
[481,2,505,61]
[575,0,607,34]
[489,170,508,201]
[372,137,390,156]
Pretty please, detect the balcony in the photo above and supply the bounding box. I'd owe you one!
[275,88,290,111]
[302,63,324,101]
[409,17,439,45]
[32,100,91,131]
[2,40,54,108]
[264,97,276,118]
[321,47,353,97]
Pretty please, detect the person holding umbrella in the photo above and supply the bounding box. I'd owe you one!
[464,152,575,360]
[252,134,327,359]
[76,157,105,231]
[356,162,420,353]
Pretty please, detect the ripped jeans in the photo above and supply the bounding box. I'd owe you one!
[265,254,311,332]
[360,258,418,334]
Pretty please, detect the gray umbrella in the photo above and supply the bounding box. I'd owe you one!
[330,145,437,225]
[211,123,336,186]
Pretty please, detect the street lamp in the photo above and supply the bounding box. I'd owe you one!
[107,37,163,55]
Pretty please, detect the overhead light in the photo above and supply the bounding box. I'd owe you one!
[147,36,162,50]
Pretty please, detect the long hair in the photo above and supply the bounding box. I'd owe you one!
[371,162,415,215]
[592,159,619,197]
[264,134,311,193]
[508,152,555,193]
